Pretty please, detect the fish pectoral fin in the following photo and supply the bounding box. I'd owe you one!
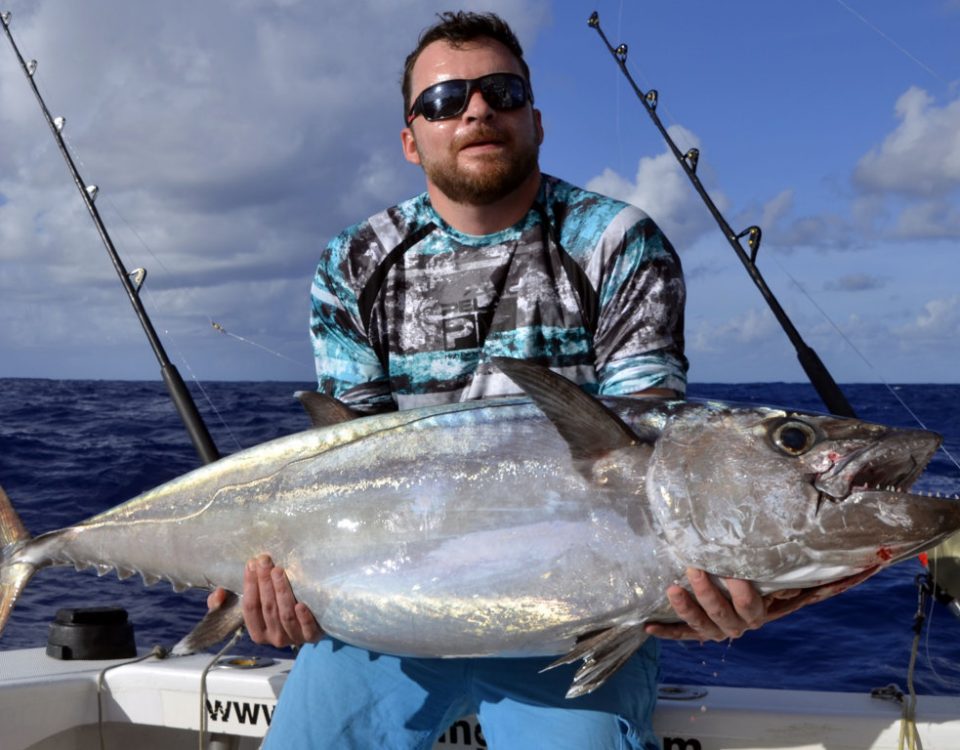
[491,357,657,464]
[171,592,245,655]
[542,624,649,699]
[295,391,361,428]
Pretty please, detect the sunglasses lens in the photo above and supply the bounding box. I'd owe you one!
[479,74,526,110]
[420,80,470,121]
[413,74,529,122]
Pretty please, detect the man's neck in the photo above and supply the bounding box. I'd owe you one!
[426,170,542,236]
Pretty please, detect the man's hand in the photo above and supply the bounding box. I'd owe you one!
[207,554,323,648]
[644,568,804,642]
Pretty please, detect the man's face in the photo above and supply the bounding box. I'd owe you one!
[402,38,543,206]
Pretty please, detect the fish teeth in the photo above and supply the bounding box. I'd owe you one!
[141,572,161,586]
[116,567,135,580]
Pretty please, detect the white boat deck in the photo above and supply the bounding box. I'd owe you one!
[1,647,958,749]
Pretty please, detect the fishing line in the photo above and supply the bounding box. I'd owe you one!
[53,108,308,454]
[773,257,960,475]
[921,566,960,692]
[210,320,308,368]
[56,129,277,451]
[587,11,856,418]
[614,0,624,173]
[161,331,246,455]
[1,11,219,464]
[63,130,308,376]
[589,10,960,714]
[595,9,960,474]
[58,130,176,278]
[833,0,948,88]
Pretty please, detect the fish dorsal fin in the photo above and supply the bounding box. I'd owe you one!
[171,591,245,655]
[542,623,649,699]
[295,391,361,428]
[491,357,652,462]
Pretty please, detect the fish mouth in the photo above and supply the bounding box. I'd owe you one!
[812,432,941,507]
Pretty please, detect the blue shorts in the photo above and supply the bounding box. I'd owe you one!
[263,638,661,749]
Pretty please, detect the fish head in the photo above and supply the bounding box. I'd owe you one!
[646,402,958,589]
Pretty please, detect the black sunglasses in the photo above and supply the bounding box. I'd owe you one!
[406,72,532,124]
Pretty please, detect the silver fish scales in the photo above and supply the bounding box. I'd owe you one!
[2,359,958,697]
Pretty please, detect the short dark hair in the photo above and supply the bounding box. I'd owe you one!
[402,11,531,120]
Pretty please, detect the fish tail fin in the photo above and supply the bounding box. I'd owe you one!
[0,484,36,637]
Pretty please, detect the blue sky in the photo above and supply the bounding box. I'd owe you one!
[0,1,958,385]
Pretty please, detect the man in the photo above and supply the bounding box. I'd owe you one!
[212,11,780,749]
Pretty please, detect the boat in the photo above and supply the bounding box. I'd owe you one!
[3,641,960,749]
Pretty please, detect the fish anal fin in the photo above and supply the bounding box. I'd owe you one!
[295,391,362,428]
[491,358,655,463]
[172,591,245,655]
[542,623,649,699]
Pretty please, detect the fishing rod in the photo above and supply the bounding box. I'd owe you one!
[587,11,857,418]
[1,11,220,464]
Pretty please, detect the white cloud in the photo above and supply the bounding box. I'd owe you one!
[760,189,794,229]
[893,295,960,346]
[854,86,960,197]
[892,199,960,238]
[822,274,887,292]
[689,307,778,354]
[585,125,725,251]
[0,0,550,379]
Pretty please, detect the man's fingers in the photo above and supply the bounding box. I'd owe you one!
[273,567,324,644]
[236,554,325,647]
[665,580,725,641]
[272,564,305,642]
[256,554,294,647]
[295,602,324,644]
[646,570,766,642]
[242,557,270,643]
[685,569,751,639]
[723,576,765,629]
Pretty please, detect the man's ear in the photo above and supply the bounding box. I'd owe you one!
[401,127,421,165]
[533,108,544,145]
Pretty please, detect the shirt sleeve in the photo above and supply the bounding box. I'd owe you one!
[592,212,688,396]
[310,233,396,413]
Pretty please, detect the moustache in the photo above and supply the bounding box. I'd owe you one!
[454,126,510,150]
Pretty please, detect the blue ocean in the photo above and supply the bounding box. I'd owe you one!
[1,379,958,696]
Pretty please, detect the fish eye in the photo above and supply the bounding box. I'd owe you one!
[771,420,818,456]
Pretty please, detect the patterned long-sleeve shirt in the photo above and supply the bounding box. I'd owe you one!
[310,174,687,412]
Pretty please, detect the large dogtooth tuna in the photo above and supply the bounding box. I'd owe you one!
[2,359,958,697]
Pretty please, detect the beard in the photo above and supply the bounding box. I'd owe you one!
[416,124,540,206]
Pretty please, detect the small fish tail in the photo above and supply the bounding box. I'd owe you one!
[0,484,36,637]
